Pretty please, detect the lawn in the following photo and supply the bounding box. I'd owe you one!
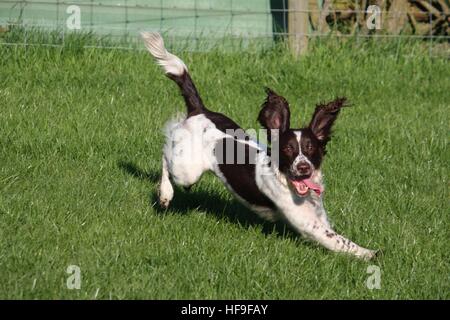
[0,36,448,299]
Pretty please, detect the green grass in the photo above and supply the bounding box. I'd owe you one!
[0,37,449,299]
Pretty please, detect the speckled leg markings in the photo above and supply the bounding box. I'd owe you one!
[306,221,377,260]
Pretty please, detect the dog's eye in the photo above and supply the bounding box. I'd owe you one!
[305,142,313,153]
[283,145,293,154]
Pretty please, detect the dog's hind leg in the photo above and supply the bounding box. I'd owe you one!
[159,155,174,209]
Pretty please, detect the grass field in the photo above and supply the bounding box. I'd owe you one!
[0,37,449,299]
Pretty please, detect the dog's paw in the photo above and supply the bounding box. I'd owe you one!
[356,248,380,261]
[363,249,381,261]
[158,180,174,209]
[159,197,171,209]
[372,249,383,259]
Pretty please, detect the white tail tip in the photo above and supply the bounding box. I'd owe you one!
[140,32,187,76]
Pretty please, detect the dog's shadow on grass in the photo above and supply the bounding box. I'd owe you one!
[118,160,303,242]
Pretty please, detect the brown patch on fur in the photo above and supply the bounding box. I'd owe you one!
[299,129,324,169]
[279,131,299,174]
[216,138,276,209]
[258,88,290,134]
[308,97,349,147]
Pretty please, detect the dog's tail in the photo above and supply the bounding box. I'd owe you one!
[141,32,206,115]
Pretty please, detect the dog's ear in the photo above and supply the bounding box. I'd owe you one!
[309,97,349,144]
[258,87,290,133]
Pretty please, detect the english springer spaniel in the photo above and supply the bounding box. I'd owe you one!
[141,32,378,260]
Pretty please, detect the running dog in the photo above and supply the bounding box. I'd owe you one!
[141,32,377,260]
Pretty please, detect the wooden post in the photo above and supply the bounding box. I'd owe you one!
[376,0,387,33]
[387,0,409,35]
[318,0,331,34]
[288,0,309,56]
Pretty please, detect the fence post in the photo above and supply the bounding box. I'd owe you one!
[288,0,309,56]
[387,0,409,35]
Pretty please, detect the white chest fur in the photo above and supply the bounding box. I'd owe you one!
[255,152,328,224]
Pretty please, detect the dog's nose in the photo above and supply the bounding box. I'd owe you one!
[297,162,311,175]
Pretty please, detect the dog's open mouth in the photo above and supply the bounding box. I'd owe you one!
[289,177,323,197]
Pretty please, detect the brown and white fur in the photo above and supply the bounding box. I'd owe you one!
[141,32,378,260]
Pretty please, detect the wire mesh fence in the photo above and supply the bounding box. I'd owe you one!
[0,0,448,56]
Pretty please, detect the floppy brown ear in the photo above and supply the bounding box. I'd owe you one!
[309,97,349,144]
[257,87,290,133]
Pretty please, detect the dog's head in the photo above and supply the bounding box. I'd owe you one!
[258,88,348,197]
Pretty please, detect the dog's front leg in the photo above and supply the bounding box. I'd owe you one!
[282,209,377,260]
[305,223,377,260]
[316,206,332,229]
